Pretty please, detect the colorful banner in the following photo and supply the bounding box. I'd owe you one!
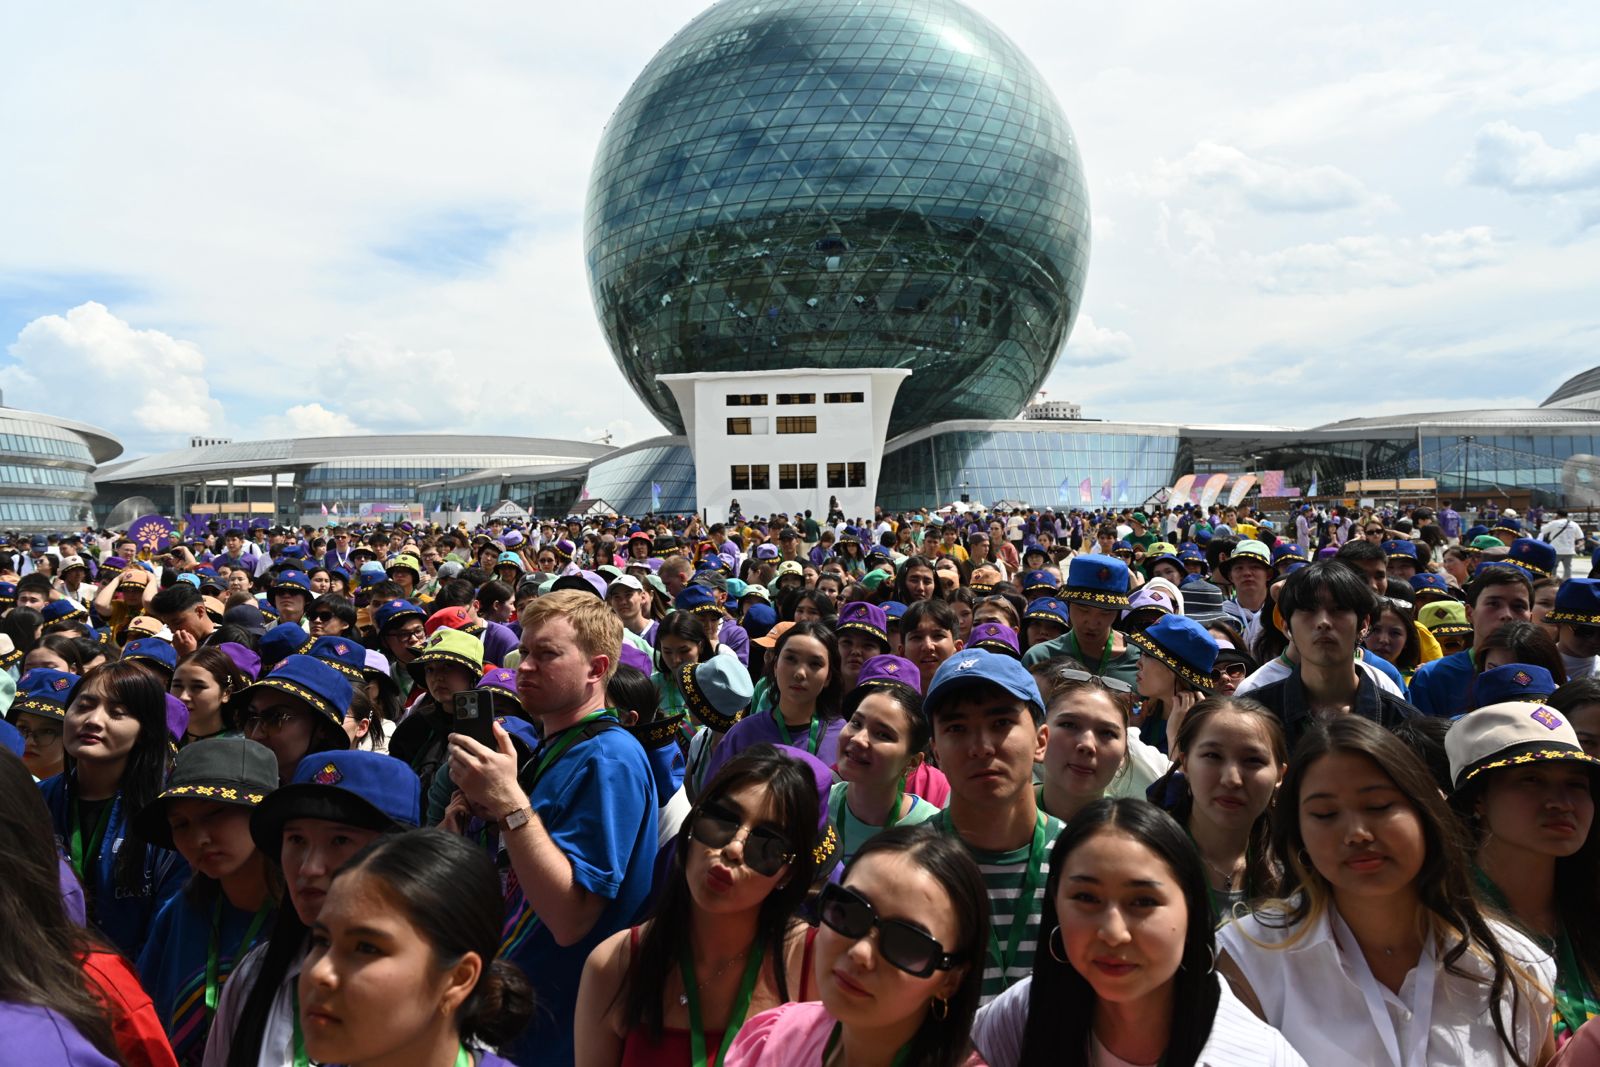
[1259,470,1285,497]
[651,482,662,512]
[1100,477,1113,503]
[1197,473,1228,510]
[1116,478,1130,504]
[1226,474,1257,507]
[1078,478,1092,504]
[127,514,176,553]
[1169,474,1196,507]
[1058,476,1073,503]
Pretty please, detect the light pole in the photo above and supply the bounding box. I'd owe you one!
[1460,436,1475,511]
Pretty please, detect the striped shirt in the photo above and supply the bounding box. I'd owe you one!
[938,809,1064,1003]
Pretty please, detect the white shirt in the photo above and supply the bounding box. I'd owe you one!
[1216,906,1554,1067]
[1236,656,1404,698]
[973,974,1307,1067]
[1538,517,1582,554]
[1561,651,1599,681]
[203,940,305,1067]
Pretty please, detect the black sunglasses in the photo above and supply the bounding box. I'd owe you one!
[689,802,793,877]
[818,882,964,978]
[312,611,338,622]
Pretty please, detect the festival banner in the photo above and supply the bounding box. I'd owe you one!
[1226,474,1257,507]
[1196,473,1228,510]
[1169,474,1196,507]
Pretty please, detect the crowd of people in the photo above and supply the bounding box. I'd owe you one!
[0,496,1598,1066]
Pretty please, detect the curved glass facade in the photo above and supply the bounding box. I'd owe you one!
[878,425,1180,512]
[582,442,698,515]
[586,0,1090,438]
[0,413,111,528]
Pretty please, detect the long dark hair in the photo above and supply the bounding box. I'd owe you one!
[0,606,43,656]
[622,746,820,1038]
[330,830,534,1049]
[1472,620,1567,685]
[1451,763,1600,1004]
[1159,696,1286,904]
[1020,798,1219,1067]
[178,645,253,729]
[66,661,173,895]
[847,827,988,1067]
[0,750,123,1063]
[654,611,714,674]
[1266,717,1533,1067]
[765,621,842,721]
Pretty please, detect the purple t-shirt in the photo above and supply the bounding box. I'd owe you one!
[0,1001,117,1065]
[702,708,844,784]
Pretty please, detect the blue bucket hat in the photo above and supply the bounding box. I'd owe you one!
[1505,537,1557,579]
[240,654,353,728]
[1023,597,1071,631]
[1060,556,1131,610]
[41,599,89,625]
[359,561,389,587]
[270,570,312,596]
[880,600,908,626]
[375,599,426,634]
[1472,663,1557,708]
[1382,540,1419,563]
[925,649,1045,724]
[7,668,78,723]
[123,637,178,675]
[674,584,721,616]
[1546,578,1600,626]
[310,635,367,682]
[261,622,316,668]
[249,749,422,856]
[495,551,525,573]
[680,655,753,731]
[741,602,778,641]
[1019,569,1060,599]
[1128,615,1219,691]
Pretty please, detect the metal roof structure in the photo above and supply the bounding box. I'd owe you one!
[1544,366,1600,409]
[1308,407,1600,434]
[0,409,124,464]
[96,434,614,485]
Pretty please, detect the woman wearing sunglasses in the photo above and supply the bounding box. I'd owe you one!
[972,798,1305,1067]
[725,826,988,1067]
[574,745,826,1067]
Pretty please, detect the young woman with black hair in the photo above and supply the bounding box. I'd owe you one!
[705,622,843,776]
[1551,676,1600,759]
[1363,595,1426,683]
[831,675,940,863]
[40,660,187,959]
[575,747,823,1067]
[1217,716,1557,1066]
[1152,696,1287,921]
[972,798,1303,1067]
[298,829,534,1067]
[726,826,989,1067]
[1474,620,1568,687]
[171,646,252,745]
[1446,701,1600,1046]
[0,747,179,1066]
[653,611,718,716]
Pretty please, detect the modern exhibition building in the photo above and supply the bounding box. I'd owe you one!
[0,404,122,529]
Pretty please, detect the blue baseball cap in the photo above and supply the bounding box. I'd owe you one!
[250,749,422,856]
[924,649,1045,723]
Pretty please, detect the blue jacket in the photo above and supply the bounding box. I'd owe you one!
[39,772,188,959]
[1407,649,1477,718]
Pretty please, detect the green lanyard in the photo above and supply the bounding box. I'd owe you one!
[1064,630,1114,675]
[68,796,114,881]
[528,711,614,790]
[677,943,765,1067]
[771,709,823,755]
[822,1023,910,1067]
[832,779,906,858]
[938,810,1048,978]
[291,983,478,1067]
[205,898,272,1012]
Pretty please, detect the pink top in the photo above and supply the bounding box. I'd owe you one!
[905,763,951,808]
[724,1002,985,1067]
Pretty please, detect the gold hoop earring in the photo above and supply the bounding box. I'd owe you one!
[1047,925,1068,965]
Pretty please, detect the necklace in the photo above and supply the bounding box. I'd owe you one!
[1198,850,1244,891]
[677,947,753,1005]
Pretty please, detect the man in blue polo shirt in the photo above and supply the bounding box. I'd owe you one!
[449,589,656,1067]
[1408,564,1532,717]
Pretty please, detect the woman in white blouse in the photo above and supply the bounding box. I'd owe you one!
[973,797,1306,1067]
[1217,716,1557,1066]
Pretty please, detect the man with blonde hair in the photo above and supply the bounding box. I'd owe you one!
[449,590,655,1067]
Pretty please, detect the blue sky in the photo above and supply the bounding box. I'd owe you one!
[1,2,1597,458]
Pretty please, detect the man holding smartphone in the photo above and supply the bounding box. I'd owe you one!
[447,590,655,1067]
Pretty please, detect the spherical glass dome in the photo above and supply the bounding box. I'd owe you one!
[584,0,1090,437]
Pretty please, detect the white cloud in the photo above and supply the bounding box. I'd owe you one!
[267,403,367,438]
[2,302,224,446]
[1252,226,1501,294]
[1459,121,1600,194]
[1142,142,1381,213]
[1056,314,1134,366]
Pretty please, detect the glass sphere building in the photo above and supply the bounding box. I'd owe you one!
[585,0,1091,438]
